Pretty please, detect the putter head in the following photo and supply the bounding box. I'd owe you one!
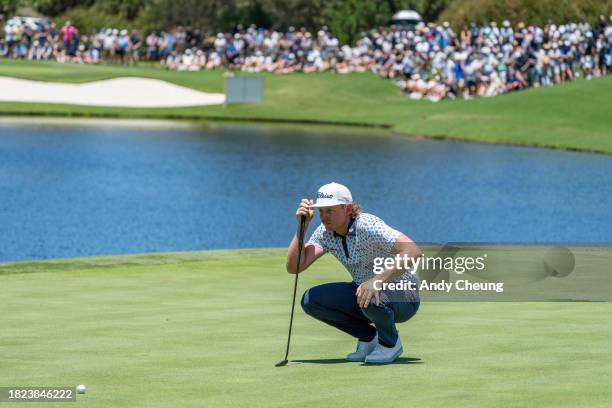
[275,359,288,367]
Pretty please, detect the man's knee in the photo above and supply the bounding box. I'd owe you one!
[300,288,315,315]
[301,286,331,317]
[301,283,354,317]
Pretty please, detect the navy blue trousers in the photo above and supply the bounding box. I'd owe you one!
[300,281,419,347]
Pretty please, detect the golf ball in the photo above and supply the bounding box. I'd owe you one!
[76,385,86,394]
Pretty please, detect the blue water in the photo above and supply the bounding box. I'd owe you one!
[1,120,611,262]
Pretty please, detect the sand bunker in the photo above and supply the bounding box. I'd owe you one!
[0,76,226,107]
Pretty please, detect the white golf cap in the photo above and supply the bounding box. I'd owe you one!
[309,182,353,208]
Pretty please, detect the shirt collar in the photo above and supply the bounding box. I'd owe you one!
[333,217,356,238]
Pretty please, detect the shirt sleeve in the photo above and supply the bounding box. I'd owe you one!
[307,223,327,251]
[370,218,401,254]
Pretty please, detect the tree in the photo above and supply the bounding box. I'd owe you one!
[28,0,95,16]
[1,0,23,17]
[258,0,335,30]
[138,0,242,32]
[96,0,147,20]
[327,0,394,44]
[438,0,612,30]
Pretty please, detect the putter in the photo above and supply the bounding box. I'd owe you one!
[275,214,307,367]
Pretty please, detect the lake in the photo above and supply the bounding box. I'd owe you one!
[1,118,611,262]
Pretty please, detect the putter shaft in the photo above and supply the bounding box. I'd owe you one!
[276,215,306,366]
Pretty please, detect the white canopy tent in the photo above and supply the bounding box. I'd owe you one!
[391,10,424,26]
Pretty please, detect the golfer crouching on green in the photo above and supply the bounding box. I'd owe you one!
[287,182,421,364]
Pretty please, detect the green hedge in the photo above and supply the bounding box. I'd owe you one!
[438,0,611,29]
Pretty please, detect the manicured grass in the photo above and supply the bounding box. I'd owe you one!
[1,249,611,407]
[1,59,611,154]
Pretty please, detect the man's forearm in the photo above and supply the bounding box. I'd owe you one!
[286,227,308,273]
[286,234,299,269]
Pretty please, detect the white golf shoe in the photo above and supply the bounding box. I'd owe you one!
[346,334,378,362]
[364,337,403,364]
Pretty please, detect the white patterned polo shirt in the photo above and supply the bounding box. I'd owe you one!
[307,212,419,302]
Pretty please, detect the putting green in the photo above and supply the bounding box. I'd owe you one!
[1,249,610,407]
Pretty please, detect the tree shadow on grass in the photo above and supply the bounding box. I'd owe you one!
[291,357,422,365]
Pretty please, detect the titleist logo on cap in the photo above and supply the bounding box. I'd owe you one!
[309,182,352,208]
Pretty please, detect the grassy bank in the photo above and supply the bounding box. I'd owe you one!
[1,249,611,407]
[1,59,611,154]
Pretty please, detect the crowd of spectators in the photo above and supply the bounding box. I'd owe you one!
[372,16,612,100]
[1,20,143,64]
[1,15,611,101]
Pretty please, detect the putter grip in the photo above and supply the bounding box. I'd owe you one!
[298,214,306,246]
